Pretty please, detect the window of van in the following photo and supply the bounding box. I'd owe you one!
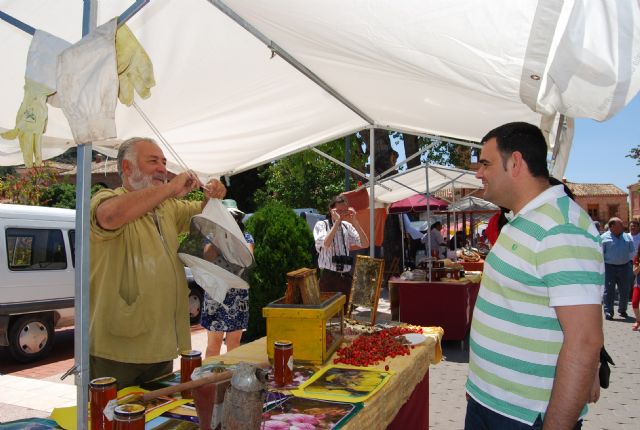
[68,230,75,267]
[5,228,68,271]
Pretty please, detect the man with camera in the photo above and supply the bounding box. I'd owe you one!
[314,195,369,312]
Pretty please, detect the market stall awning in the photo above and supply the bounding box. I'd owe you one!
[1,1,639,177]
[445,196,499,213]
[373,164,483,205]
[388,194,449,214]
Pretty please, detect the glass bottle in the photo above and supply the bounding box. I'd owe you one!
[180,349,202,398]
[89,376,117,430]
[273,340,293,386]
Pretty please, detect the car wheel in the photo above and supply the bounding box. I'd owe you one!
[8,314,55,363]
[188,287,204,325]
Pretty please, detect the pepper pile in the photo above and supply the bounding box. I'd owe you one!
[333,326,423,367]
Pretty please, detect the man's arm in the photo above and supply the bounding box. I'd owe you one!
[543,304,603,429]
[96,172,200,231]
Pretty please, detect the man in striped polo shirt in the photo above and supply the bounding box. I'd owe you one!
[465,122,604,429]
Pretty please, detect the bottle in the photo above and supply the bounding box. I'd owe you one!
[113,404,145,430]
[273,340,293,386]
[180,349,202,398]
[89,376,117,430]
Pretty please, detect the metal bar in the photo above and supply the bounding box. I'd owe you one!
[426,161,432,281]
[208,0,375,125]
[117,0,150,27]
[0,10,36,35]
[75,3,97,428]
[369,128,375,257]
[374,124,483,150]
[312,147,367,180]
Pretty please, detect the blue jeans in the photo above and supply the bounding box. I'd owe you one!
[464,397,582,430]
[603,262,634,315]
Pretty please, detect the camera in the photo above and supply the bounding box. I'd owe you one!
[332,255,354,272]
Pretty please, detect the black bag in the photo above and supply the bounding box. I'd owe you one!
[599,346,615,389]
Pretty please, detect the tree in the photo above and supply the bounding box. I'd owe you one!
[244,201,314,340]
[0,167,60,206]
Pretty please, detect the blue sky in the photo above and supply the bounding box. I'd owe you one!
[565,95,639,192]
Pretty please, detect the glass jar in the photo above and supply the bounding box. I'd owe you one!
[273,340,293,386]
[89,376,117,430]
[113,404,145,430]
[180,349,202,398]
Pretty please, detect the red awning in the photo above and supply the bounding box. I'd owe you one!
[388,194,449,214]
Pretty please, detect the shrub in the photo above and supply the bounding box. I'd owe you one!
[244,201,314,340]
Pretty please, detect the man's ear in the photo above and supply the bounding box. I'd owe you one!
[510,151,525,177]
[122,158,134,177]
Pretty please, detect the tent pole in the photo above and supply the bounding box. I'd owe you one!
[344,136,350,191]
[399,214,405,269]
[74,2,97,428]
[369,128,375,258]
[425,162,432,281]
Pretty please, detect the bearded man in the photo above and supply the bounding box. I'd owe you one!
[89,137,226,388]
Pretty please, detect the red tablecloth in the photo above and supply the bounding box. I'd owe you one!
[461,259,484,272]
[387,369,429,429]
[390,279,480,340]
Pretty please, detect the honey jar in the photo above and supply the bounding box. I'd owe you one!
[113,404,145,430]
[273,340,293,386]
[180,349,202,398]
[89,376,117,430]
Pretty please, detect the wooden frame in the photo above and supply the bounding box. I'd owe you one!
[348,255,385,325]
[285,268,321,305]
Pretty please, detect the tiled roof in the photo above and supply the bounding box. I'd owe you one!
[565,181,627,196]
[61,159,119,175]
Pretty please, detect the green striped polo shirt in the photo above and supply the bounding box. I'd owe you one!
[466,185,604,425]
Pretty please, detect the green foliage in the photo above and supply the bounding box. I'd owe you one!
[253,138,365,211]
[0,166,60,205]
[39,183,106,209]
[244,201,314,340]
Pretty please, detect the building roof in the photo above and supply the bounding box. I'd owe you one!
[565,181,627,197]
[61,159,119,175]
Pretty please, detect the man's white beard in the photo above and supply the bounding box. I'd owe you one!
[129,165,166,190]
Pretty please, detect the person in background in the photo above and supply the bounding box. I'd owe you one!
[632,246,640,331]
[314,195,369,313]
[601,217,635,320]
[422,221,446,258]
[466,122,603,429]
[594,220,602,235]
[629,219,640,253]
[90,137,226,388]
[200,200,253,357]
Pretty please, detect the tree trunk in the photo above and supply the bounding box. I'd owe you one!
[402,134,421,169]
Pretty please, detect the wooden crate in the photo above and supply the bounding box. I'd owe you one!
[262,292,345,364]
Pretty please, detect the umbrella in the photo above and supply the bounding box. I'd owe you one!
[389,194,449,214]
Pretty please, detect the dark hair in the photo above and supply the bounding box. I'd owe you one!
[430,221,442,230]
[482,122,549,179]
[329,195,349,209]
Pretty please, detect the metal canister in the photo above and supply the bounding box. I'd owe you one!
[273,340,293,386]
[180,349,202,398]
[89,376,117,430]
[113,404,145,430]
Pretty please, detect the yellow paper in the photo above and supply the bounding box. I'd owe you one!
[50,385,189,430]
[291,365,393,403]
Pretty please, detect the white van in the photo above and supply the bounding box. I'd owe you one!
[0,204,205,363]
[0,204,76,362]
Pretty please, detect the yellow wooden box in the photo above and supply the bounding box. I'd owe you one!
[262,292,345,364]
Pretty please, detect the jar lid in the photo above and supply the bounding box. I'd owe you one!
[114,403,145,417]
[180,349,202,358]
[89,376,117,387]
[274,340,292,348]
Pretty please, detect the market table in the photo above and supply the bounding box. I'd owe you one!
[390,278,480,341]
[221,334,443,429]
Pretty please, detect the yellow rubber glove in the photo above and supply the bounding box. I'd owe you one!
[1,79,53,167]
[115,24,156,106]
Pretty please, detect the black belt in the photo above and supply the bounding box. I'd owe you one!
[605,262,631,267]
[322,268,352,277]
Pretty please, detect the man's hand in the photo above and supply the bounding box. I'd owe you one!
[170,171,200,198]
[203,178,227,200]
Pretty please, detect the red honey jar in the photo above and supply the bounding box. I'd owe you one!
[89,376,117,430]
[180,349,202,398]
[273,340,293,386]
[113,403,145,430]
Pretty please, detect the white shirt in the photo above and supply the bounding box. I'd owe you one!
[313,219,361,272]
[422,228,445,258]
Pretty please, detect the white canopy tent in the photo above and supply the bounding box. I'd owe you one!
[1,0,639,177]
[1,1,640,426]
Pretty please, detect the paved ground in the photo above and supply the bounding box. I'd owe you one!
[1,291,639,429]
